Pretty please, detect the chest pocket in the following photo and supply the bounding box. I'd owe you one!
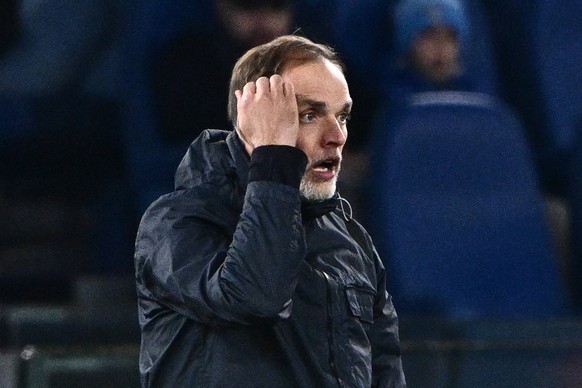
[345,286,375,323]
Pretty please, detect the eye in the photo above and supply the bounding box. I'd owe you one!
[300,111,316,123]
[338,112,351,124]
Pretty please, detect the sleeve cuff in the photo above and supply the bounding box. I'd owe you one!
[248,145,308,188]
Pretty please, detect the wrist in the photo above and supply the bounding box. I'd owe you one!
[248,146,307,188]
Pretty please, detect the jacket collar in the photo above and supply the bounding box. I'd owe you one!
[301,194,340,221]
[226,131,250,190]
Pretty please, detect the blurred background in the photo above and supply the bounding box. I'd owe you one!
[0,0,580,386]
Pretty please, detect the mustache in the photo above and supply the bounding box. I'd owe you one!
[307,155,342,169]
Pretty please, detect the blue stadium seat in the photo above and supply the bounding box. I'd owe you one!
[367,91,571,318]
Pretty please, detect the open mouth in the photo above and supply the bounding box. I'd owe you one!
[310,158,340,180]
[313,159,336,171]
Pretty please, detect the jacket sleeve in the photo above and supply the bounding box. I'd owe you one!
[135,145,308,326]
[369,248,407,387]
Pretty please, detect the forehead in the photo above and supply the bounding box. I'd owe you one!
[280,59,351,106]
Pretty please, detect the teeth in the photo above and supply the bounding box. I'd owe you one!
[312,159,337,173]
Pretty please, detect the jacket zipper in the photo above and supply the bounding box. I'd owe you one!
[322,271,344,387]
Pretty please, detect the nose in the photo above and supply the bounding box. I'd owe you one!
[323,116,347,148]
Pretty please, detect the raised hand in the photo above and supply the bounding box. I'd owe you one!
[234,75,299,153]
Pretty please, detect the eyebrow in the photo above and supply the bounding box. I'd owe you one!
[296,95,353,113]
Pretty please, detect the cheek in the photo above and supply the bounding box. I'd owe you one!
[295,139,311,157]
[296,130,318,154]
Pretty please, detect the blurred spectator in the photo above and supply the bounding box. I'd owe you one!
[0,0,134,302]
[382,0,474,110]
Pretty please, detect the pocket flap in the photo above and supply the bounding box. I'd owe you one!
[346,287,374,323]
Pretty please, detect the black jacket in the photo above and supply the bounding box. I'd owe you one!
[135,130,406,387]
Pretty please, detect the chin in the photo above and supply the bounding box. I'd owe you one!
[300,178,337,202]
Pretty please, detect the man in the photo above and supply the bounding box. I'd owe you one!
[135,35,406,387]
[388,0,472,94]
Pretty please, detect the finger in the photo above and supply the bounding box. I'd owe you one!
[242,81,257,96]
[234,89,242,101]
[255,76,270,94]
[283,81,295,99]
[269,74,284,95]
